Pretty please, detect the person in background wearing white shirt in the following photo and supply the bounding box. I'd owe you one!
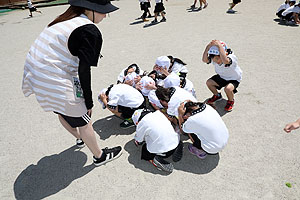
[133,109,183,173]
[27,0,42,17]
[139,0,152,22]
[282,2,300,24]
[202,40,242,112]
[178,101,229,159]
[98,84,145,128]
[276,0,296,19]
[151,0,167,23]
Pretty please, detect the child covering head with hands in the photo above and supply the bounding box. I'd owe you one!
[202,40,242,112]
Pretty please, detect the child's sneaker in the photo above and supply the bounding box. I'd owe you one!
[224,100,234,112]
[152,156,174,172]
[93,146,122,166]
[188,144,207,159]
[76,138,85,148]
[147,14,152,18]
[120,118,135,129]
[151,19,158,24]
[190,4,195,9]
[226,9,235,13]
[203,3,208,9]
[160,17,166,22]
[207,93,222,104]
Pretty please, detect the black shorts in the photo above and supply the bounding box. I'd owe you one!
[154,3,165,13]
[54,112,90,128]
[276,9,285,18]
[233,0,241,4]
[29,7,37,12]
[118,99,146,119]
[210,74,240,93]
[141,142,176,160]
[190,134,217,155]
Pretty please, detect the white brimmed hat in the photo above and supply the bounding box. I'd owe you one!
[155,56,170,69]
[208,41,228,55]
[164,72,180,88]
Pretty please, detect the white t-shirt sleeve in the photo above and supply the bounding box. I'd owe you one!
[107,93,119,107]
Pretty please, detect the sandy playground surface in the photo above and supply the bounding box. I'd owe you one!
[0,0,300,199]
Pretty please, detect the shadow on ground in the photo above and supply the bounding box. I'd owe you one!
[93,115,136,140]
[273,18,299,27]
[14,146,94,200]
[204,99,229,117]
[124,138,219,175]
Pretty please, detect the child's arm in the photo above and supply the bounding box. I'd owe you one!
[284,118,300,133]
[202,42,212,63]
[212,40,231,65]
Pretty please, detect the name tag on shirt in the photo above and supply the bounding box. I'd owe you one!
[72,76,84,98]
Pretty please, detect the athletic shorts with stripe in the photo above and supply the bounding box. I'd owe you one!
[54,112,91,128]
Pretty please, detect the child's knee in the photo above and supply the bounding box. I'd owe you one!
[206,79,213,86]
[224,84,234,92]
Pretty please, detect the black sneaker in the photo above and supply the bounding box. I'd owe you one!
[172,141,183,162]
[151,19,158,24]
[160,17,166,22]
[153,156,174,172]
[93,146,122,166]
[76,138,85,148]
[120,118,135,129]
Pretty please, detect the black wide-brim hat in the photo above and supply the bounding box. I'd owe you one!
[69,0,119,14]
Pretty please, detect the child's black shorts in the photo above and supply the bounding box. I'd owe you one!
[154,3,165,13]
[118,99,146,119]
[29,7,37,12]
[210,74,240,93]
[54,112,90,128]
[233,0,241,4]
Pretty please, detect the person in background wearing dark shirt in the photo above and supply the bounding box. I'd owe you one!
[22,0,122,166]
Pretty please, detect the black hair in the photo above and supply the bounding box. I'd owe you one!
[155,86,171,102]
[124,63,139,76]
[208,48,233,63]
[184,102,204,115]
[105,84,114,96]
[180,77,186,88]
[148,70,158,81]
[137,109,152,123]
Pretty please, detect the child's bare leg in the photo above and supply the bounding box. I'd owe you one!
[230,3,236,9]
[206,79,219,95]
[188,134,195,143]
[78,122,102,158]
[58,115,81,139]
[224,83,235,101]
[161,12,166,18]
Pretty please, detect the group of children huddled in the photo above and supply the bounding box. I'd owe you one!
[97,40,242,173]
[276,0,300,24]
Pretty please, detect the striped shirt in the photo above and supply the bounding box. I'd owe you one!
[22,16,94,117]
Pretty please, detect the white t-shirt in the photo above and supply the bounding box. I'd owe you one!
[27,0,33,8]
[182,105,229,154]
[167,87,197,118]
[182,78,196,98]
[213,54,242,82]
[134,110,180,154]
[148,90,164,109]
[282,5,300,16]
[155,0,162,3]
[107,84,144,108]
[139,0,148,3]
[277,3,290,13]
[139,76,155,96]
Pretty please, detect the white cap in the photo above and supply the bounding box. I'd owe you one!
[208,41,228,55]
[132,109,143,125]
[148,90,164,109]
[155,56,170,70]
[164,72,180,88]
[140,76,155,96]
[98,88,107,109]
[124,72,138,86]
